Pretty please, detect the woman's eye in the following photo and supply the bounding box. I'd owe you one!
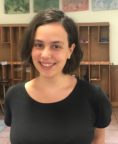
[52,44,62,49]
[34,43,44,48]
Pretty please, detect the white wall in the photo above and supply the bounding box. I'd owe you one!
[0,0,118,64]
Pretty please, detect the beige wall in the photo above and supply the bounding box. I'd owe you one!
[0,0,118,64]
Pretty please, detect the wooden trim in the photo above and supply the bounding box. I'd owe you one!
[111,102,118,107]
[78,22,109,26]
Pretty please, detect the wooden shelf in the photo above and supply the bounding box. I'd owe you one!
[78,22,111,100]
[90,78,101,81]
[0,25,28,85]
[81,61,111,65]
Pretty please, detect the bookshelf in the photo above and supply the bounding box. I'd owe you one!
[78,22,111,100]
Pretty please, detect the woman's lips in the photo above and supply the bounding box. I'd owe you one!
[39,62,56,70]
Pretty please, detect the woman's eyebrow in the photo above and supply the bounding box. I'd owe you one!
[34,39,64,44]
[34,39,43,43]
[51,41,64,44]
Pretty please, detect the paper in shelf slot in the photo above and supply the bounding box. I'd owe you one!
[26,67,31,73]
[0,61,8,65]
[80,39,88,43]
[90,78,101,81]
[99,37,109,43]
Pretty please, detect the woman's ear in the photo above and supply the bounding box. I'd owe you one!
[68,43,75,59]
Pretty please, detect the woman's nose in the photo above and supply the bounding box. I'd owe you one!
[41,47,51,59]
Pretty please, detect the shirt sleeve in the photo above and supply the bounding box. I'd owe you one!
[4,87,12,126]
[92,86,112,128]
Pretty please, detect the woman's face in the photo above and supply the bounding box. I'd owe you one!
[31,22,75,78]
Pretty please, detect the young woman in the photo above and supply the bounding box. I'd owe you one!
[4,9,112,144]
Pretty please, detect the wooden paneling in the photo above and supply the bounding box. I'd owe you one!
[111,65,118,106]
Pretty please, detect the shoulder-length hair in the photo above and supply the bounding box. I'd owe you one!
[21,9,83,74]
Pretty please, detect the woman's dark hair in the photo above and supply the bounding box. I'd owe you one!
[21,9,83,74]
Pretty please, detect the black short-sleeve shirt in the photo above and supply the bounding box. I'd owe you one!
[4,78,112,144]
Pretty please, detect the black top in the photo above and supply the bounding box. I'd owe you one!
[4,78,112,144]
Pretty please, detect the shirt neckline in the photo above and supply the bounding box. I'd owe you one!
[23,77,80,106]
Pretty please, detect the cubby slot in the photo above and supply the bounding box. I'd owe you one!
[11,27,20,44]
[90,26,109,61]
[19,26,27,43]
[1,27,11,43]
[98,26,109,43]
[0,44,11,61]
[0,62,11,81]
[79,26,89,43]
[79,26,89,61]
[21,65,33,81]
[12,43,21,61]
[12,64,23,82]
[90,64,101,81]
[0,28,2,43]
[79,65,89,82]
[90,65,110,97]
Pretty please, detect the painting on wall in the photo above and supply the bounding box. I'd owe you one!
[62,0,88,12]
[92,0,118,11]
[5,0,30,14]
[33,0,59,12]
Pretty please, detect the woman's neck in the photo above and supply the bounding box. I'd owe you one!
[32,74,74,90]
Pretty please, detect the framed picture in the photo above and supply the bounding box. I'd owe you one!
[5,0,30,14]
[33,0,59,12]
[62,0,88,12]
[92,0,118,11]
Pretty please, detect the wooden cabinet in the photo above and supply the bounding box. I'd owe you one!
[77,23,111,101]
[0,24,33,112]
[111,65,118,106]
[78,23,110,62]
[0,25,33,84]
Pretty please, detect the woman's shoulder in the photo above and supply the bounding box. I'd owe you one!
[7,82,25,93]
[77,78,108,100]
[78,78,98,92]
[5,82,25,100]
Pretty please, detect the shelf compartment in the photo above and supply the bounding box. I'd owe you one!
[79,26,89,61]
[11,26,26,62]
[1,27,11,43]
[12,44,21,61]
[79,65,89,81]
[79,26,89,43]
[90,65,110,97]
[98,26,109,43]
[12,64,24,82]
[89,64,101,81]
[0,27,2,43]
[0,43,11,61]
[11,27,20,44]
[0,62,11,81]
[90,26,109,61]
